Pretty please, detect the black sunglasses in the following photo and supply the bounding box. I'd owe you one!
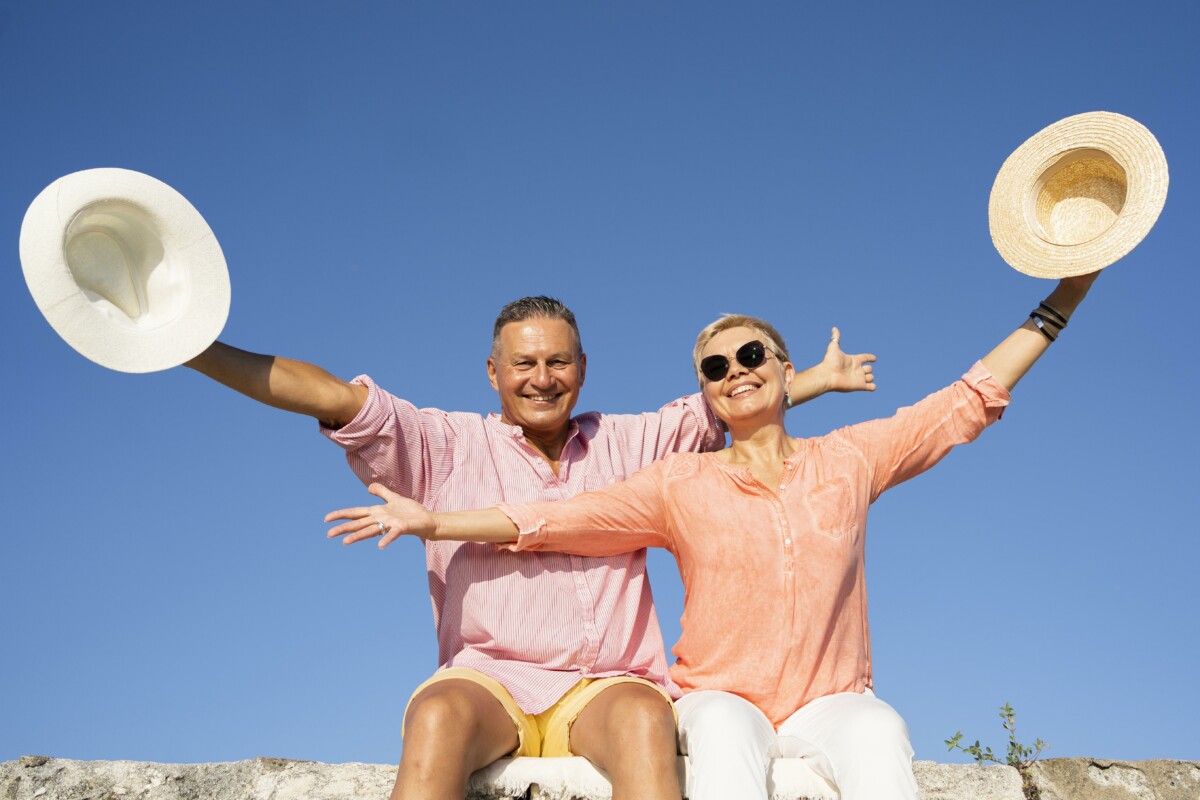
[700,340,772,382]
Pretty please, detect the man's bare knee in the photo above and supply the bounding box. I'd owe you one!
[618,688,677,748]
[408,690,472,734]
[402,682,515,762]
[406,686,479,739]
[571,685,681,800]
[573,684,677,769]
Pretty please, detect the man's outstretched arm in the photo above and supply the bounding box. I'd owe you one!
[185,342,369,428]
[787,326,877,409]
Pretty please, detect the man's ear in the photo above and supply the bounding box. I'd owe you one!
[487,356,499,392]
[578,352,587,385]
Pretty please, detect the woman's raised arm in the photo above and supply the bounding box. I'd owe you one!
[981,271,1100,391]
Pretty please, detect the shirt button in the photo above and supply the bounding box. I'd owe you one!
[785,538,792,544]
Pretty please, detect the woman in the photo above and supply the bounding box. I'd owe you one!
[327,273,1097,800]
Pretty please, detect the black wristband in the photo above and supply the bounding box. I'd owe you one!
[1029,312,1059,342]
[1037,302,1069,328]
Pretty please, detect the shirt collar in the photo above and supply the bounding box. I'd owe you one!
[485,413,582,446]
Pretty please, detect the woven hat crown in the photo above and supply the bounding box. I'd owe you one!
[989,112,1167,278]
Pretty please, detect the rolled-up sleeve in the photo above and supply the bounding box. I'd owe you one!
[497,460,674,557]
[320,375,457,505]
[837,361,1011,502]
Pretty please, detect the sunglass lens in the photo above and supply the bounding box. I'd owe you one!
[701,341,767,382]
[736,341,766,369]
[700,356,730,382]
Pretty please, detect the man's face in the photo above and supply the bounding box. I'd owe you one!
[487,317,586,439]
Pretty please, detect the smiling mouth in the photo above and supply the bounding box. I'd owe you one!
[728,384,760,398]
[525,393,562,404]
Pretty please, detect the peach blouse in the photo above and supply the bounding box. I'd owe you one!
[500,363,1009,725]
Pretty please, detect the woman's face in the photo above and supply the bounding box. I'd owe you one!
[699,325,794,429]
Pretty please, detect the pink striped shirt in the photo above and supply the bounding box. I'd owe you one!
[322,376,725,713]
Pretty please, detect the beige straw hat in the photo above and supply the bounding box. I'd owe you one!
[20,168,231,373]
[988,111,1168,278]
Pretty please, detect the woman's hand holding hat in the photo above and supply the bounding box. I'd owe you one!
[1056,270,1102,299]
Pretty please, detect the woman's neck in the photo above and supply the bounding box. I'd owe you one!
[720,422,796,491]
[722,421,795,466]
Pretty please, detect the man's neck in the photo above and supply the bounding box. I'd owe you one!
[498,416,571,476]
[524,427,570,475]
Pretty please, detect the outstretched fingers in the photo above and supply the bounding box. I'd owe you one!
[324,503,375,527]
[857,355,877,389]
[325,483,436,548]
[825,326,879,393]
[324,500,390,545]
[326,511,382,543]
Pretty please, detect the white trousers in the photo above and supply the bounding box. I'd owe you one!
[676,689,919,800]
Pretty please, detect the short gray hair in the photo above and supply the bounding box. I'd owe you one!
[491,296,582,356]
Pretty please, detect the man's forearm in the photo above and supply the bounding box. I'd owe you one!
[185,342,368,426]
[788,364,833,407]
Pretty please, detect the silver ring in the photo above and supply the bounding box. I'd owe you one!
[377,521,388,537]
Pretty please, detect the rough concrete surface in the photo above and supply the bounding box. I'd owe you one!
[1028,759,1200,800]
[913,761,1025,800]
[2,755,1195,799]
[0,756,398,800]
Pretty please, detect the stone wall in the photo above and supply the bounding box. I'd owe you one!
[1026,759,1200,800]
[2,755,1197,800]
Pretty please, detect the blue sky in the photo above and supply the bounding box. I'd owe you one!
[2,0,1197,768]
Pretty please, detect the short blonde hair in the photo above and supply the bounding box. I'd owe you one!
[692,314,790,385]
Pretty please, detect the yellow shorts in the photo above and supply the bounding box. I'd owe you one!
[403,667,676,757]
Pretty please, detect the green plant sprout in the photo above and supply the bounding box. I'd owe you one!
[945,703,1048,770]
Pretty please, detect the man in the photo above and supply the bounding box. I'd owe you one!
[185,296,874,800]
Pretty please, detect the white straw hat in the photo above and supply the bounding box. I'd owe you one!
[20,168,231,373]
[988,111,1168,278]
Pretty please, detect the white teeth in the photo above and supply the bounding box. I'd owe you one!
[730,385,757,397]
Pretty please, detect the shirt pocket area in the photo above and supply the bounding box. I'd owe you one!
[804,477,857,541]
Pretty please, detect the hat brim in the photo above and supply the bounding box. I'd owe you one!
[20,168,231,373]
[988,111,1168,279]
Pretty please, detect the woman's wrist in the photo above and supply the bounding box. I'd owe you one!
[427,513,447,542]
[1045,272,1099,318]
